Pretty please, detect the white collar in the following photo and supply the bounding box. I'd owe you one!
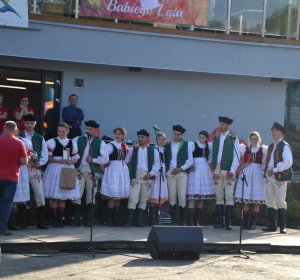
[221,131,230,136]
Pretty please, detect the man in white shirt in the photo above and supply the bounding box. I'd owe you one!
[23,114,49,229]
[165,125,193,225]
[74,120,108,226]
[263,122,293,234]
[125,129,160,227]
[211,116,239,230]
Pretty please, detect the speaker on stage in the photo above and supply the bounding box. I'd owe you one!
[147,226,204,260]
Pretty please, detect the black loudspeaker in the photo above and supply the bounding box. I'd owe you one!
[147,226,203,260]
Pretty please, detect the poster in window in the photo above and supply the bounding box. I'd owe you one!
[80,0,208,26]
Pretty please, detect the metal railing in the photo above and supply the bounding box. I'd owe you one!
[29,0,300,40]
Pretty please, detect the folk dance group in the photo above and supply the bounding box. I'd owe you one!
[7,114,293,234]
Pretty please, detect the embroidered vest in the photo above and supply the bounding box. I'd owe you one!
[265,140,292,181]
[52,139,73,157]
[211,135,235,171]
[244,146,263,164]
[193,142,209,160]
[109,143,127,161]
[165,140,188,171]
[31,133,44,160]
[129,146,155,179]
[76,136,101,173]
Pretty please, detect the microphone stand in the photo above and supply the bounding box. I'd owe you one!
[153,127,164,225]
[87,134,96,258]
[230,134,255,259]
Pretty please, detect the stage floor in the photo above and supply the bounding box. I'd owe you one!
[1,225,300,246]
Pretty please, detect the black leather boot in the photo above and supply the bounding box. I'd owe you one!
[57,209,64,228]
[113,207,122,226]
[194,208,202,226]
[84,204,92,227]
[37,206,48,229]
[225,205,233,230]
[149,205,157,226]
[52,209,59,228]
[243,211,249,229]
[248,212,258,230]
[214,205,225,228]
[8,211,19,230]
[262,208,277,232]
[19,204,27,229]
[106,207,114,226]
[178,206,186,226]
[72,204,81,227]
[169,205,177,225]
[137,209,145,227]
[124,209,136,227]
[186,208,194,226]
[278,208,287,234]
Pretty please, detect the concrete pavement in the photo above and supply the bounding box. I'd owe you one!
[1,225,300,253]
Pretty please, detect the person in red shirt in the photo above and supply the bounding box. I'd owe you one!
[0,121,28,235]
[14,95,34,132]
[0,94,8,133]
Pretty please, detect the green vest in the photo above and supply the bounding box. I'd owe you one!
[19,131,44,160]
[129,146,155,179]
[76,136,102,174]
[165,140,188,171]
[266,140,292,181]
[211,134,235,171]
[31,133,44,160]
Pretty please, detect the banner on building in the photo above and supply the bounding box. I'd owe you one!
[0,0,28,28]
[80,0,208,26]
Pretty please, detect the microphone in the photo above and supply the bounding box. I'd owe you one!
[153,124,160,131]
[85,131,91,137]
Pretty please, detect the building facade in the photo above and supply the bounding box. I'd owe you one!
[1,0,300,173]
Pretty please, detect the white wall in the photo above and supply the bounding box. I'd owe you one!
[61,63,286,144]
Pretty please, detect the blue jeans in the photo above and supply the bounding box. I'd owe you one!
[0,180,17,232]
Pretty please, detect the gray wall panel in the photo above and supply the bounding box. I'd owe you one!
[0,21,300,79]
[62,65,287,144]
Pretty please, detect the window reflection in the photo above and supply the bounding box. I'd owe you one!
[208,0,228,30]
[230,0,264,34]
[266,0,289,37]
[28,0,74,16]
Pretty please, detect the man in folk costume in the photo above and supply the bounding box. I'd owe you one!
[126,129,160,227]
[74,120,108,226]
[165,125,193,226]
[263,122,293,234]
[22,114,49,229]
[211,116,239,230]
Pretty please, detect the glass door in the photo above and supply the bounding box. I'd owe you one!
[41,71,62,140]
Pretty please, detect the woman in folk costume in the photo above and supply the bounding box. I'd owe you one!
[186,130,215,226]
[8,137,32,230]
[235,131,267,230]
[148,132,169,225]
[101,127,130,226]
[43,123,80,227]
